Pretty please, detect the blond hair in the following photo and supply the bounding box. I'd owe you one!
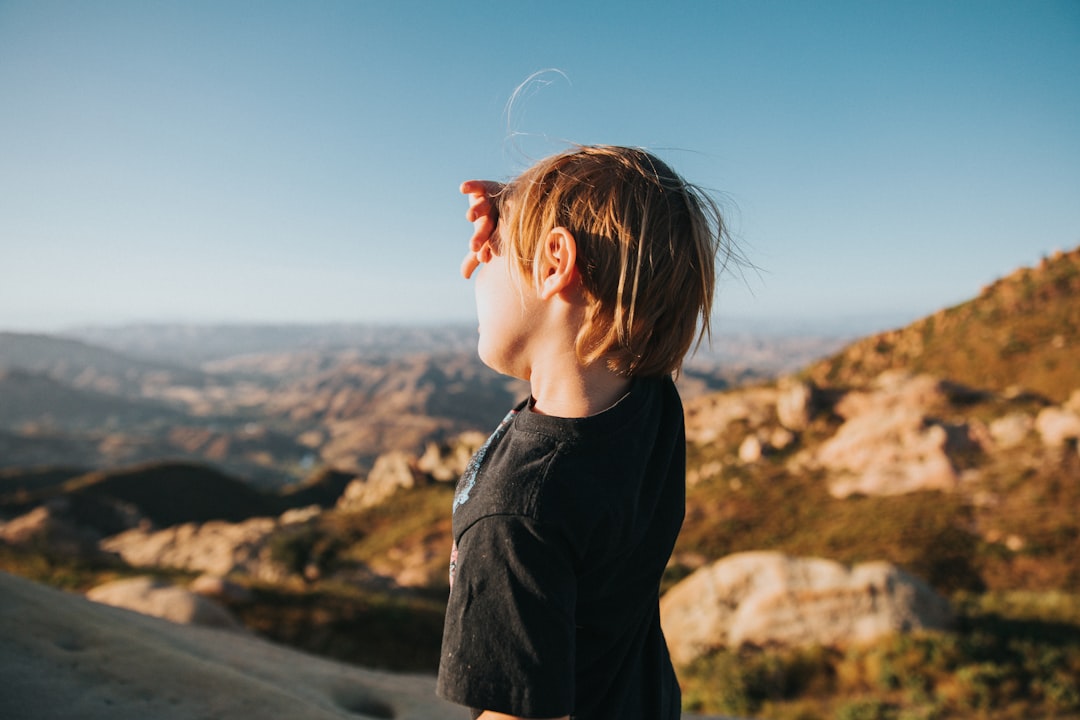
[496,145,728,377]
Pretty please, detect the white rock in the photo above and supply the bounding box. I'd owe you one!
[87,577,242,630]
[806,373,981,498]
[684,386,778,444]
[818,408,962,497]
[660,551,952,666]
[776,378,815,431]
[770,427,796,451]
[1065,389,1080,414]
[102,517,285,582]
[738,435,763,464]
[989,412,1033,449]
[280,505,322,525]
[337,451,426,512]
[416,431,486,481]
[1036,406,1080,447]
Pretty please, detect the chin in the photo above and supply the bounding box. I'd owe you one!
[477,345,524,381]
[475,340,499,372]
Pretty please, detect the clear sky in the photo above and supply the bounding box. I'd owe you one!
[1,0,1078,335]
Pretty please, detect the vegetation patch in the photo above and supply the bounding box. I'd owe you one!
[224,580,447,672]
[678,592,1080,719]
[676,456,984,594]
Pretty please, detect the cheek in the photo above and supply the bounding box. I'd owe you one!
[475,259,518,309]
[472,265,507,340]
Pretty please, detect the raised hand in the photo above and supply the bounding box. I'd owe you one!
[460,180,504,279]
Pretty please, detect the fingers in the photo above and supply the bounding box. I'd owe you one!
[464,191,489,223]
[468,214,496,253]
[460,179,504,197]
[461,179,504,224]
[461,240,495,279]
[460,180,505,222]
[461,251,480,280]
[461,179,503,254]
[459,180,505,278]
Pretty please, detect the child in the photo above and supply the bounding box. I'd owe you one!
[437,145,728,720]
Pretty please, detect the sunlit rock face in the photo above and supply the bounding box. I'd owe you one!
[660,551,954,666]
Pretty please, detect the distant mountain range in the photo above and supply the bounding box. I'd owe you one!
[3,247,1076,487]
[0,316,847,485]
[60,323,483,366]
[57,320,853,375]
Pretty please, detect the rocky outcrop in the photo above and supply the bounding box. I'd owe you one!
[685,385,779,445]
[0,494,139,562]
[100,509,318,583]
[336,432,486,513]
[416,432,486,481]
[0,504,104,560]
[988,412,1034,449]
[805,248,1080,403]
[775,377,816,432]
[336,451,429,512]
[3,570,473,720]
[1035,391,1080,448]
[809,372,982,498]
[660,551,954,666]
[86,576,242,630]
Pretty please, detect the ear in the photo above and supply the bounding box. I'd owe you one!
[537,227,578,300]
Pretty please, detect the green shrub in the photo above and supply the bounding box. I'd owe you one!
[680,645,837,716]
[267,523,344,577]
[954,662,1021,711]
[677,592,1080,719]
[836,699,898,720]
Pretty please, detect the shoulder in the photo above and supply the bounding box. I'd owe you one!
[451,416,564,532]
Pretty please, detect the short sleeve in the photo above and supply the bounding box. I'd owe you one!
[437,514,577,718]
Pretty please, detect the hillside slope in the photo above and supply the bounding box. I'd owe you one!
[1,461,282,530]
[0,368,185,432]
[0,332,207,396]
[806,247,1080,402]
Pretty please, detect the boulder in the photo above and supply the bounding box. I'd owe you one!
[807,372,980,497]
[776,377,815,432]
[0,570,479,720]
[337,451,427,512]
[737,427,797,465]
[684,386,778,444]
[737,435,763,464]
[101,516,285,582]
[86,576,242,630]
[833,371,950,418]
[416,431,486,482]
[1036,406,1080,447]
[988,412,1034,449]
[660,551,953,666]
[1067,389,1080,415]
[819,408,963,497]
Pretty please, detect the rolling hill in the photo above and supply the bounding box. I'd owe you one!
[0,331,209,397]
[806,247,1080,402]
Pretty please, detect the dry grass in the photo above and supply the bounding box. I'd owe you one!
[807,248,1080,402]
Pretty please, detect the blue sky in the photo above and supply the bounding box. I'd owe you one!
[1,0,1078,335]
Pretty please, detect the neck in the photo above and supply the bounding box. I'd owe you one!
[529,358,632,418]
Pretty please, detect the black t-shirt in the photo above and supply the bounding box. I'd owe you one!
[437,376,685,719]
